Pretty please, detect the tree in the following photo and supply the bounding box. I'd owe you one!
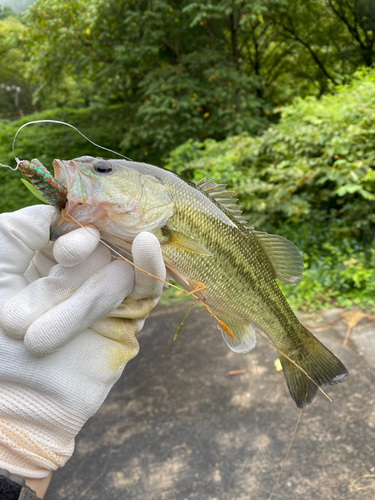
[22,0,273,159]
[6,0,373,161]
[272,0,375,96]
[327,0,375,67]
[0,5,16,19]
[164,69,375,310]
[0,15,34,118]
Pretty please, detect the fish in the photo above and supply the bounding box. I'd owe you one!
[43,155,347,408]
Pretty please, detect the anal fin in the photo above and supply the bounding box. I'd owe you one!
[215,313,257,353]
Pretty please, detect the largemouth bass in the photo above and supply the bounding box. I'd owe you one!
[46,156,347,408]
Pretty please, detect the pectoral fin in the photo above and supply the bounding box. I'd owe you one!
[161,227,213,256]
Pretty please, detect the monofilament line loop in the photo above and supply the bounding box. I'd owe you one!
[0,162,18,171]
[11,119,132,162]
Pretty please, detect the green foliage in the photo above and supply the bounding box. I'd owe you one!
[21,0,271,159]
[18,0,375,159]
[1,0,375,312]
[165,69,375,310]
[0,15,34,117]
[281,246,375,312]
[0,6,16,19]
[327,0,375,67]
[271,0,375,95]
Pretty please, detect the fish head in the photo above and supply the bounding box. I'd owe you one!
[51,156,174,240]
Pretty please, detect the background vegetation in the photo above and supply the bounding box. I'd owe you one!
[165,69,375,310]
[0,0,374,311]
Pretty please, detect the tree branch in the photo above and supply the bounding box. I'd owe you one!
[280,18,338,85]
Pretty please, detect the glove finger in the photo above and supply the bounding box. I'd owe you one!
[24,260,134,354]
[131,232,166,300]
[0,244,111,339]
[90,316,144,342]
[106,296,160,321]
[24,243,57,284]
[0,206,59,308]
[31,242,57,277]
[53,227,100,267]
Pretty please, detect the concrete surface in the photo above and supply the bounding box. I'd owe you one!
[45,304,375,500]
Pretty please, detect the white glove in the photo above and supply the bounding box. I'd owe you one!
[0,205,165,479]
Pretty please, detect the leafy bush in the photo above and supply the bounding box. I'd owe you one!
[165,69,375,310]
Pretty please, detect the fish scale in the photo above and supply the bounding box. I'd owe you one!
[160,174,299,330]
[23,155,348,408]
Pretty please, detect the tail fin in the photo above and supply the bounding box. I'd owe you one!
[279,327,348,408]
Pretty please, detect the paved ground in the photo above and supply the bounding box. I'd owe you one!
[45,303,375,500]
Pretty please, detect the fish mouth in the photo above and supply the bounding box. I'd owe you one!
[50,159,103,240]
[50,160,71,240]
[53,159,67,188]
[53,159,92,203]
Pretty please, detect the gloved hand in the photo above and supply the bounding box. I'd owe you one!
[0,205,165,479]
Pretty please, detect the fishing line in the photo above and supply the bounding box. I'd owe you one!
[254,328,332,403]
[12,119,132,161]
[268,409,303,500]
[0,162,18,170]
[76,448,113,500]
[62,213,206,299]
[251,353,279,476]
[1,119,132,171]
[62,212,237,340]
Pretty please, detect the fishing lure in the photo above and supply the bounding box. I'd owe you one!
[17,159,67,210]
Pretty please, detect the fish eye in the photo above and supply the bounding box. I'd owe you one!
[93,159,114,174]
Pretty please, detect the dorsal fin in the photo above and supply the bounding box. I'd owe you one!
[253,231,304,285]
[195,177,247,225]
